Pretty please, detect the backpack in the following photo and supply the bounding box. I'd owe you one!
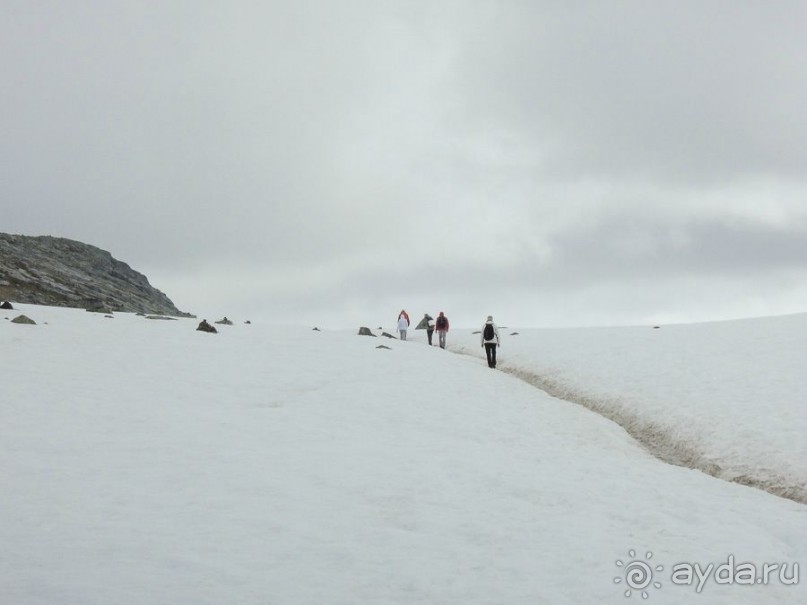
[483,323,494,341]
[436,316,447,330]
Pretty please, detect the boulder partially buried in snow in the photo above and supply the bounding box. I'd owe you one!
[196,319,217,333]
[84,299,114,314]
[358,327,376,337]
[11,314,36,325]
[0,301,13,310]
[215,317,233,326]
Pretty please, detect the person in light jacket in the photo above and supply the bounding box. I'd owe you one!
[481,315,500,368]
[397,310,410,340]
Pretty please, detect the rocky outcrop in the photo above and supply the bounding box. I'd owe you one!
[0,233,188,316]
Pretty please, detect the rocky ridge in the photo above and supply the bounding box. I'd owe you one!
[0,233,188,316]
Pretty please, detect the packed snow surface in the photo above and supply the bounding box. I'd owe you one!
[452,314,807,504]
[1,305,804,604]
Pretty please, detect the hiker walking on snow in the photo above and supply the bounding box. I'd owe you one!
[397,309,410,340]
[423,313,435,345]
[481,315,500,368]
[435,311,449,349]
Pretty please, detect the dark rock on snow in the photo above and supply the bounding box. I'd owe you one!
[197,320,218,333]
[11,314,36,325]
[84,299,115,314]
[215,317,233,325]
[1,301,13,310]
[358,327,376,337]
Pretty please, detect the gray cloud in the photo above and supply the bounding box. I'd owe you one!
[443,2,807,184]
[538,214,807,283]
[2,1,805,327]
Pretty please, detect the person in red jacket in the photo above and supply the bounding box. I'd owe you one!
[435,311,449,349]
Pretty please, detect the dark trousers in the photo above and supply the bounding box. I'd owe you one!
[484,343,497,368]
[427,329,434,345]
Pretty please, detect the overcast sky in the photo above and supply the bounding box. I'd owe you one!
[3,1,806,328]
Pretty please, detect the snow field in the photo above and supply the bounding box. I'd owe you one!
[450,315,807,504]
[1,305,805,604]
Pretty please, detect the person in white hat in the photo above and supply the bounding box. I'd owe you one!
[481,315,500,368]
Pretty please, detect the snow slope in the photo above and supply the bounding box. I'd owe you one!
[451,314,807,504]
[1,305,804,604]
